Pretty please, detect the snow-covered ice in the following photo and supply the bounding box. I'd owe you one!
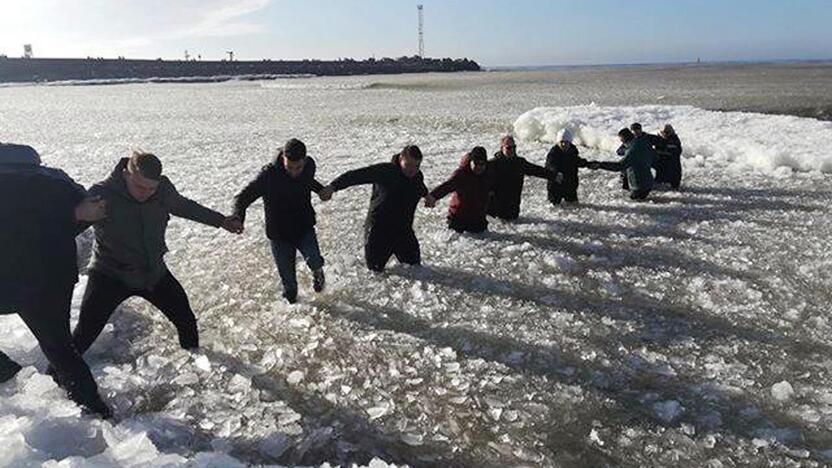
[1,70,832,466]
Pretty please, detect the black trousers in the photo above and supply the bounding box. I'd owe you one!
[548,187,579,204]
[0,287,101,406]
[448,216,488,234]
[364,227,421,272]
[630,189,651,200]
[72,270,199,355]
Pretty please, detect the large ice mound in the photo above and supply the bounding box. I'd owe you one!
[514,105,832,174]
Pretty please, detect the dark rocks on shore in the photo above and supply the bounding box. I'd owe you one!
[0,56,481,84]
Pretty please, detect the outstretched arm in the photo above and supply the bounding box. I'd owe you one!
[521,159,556,180]
[329,163,386,192]
[430,173,460,201]
[166,181,226,228]
[232,170,267,222]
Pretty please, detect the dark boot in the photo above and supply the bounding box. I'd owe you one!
[283,290,298,304]
[78,393,113,419]
[313,269,325,293]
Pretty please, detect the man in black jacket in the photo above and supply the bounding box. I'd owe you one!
[0,143,111,418]
[233,139,329,304]
[322,145,436,272]
[487,135,555,220]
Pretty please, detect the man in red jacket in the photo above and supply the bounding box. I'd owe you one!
[430,147,494,233]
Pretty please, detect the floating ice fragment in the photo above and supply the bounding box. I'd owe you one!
[278,412,302,426]
[287,370,305,385]
[401,432,424,446]
[193,354,211,372]
[588,428,604,446]
[367,405,389,420]
[652,400,684,423]
[771,381,795,401]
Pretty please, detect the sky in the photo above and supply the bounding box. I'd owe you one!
[0,0,830,67]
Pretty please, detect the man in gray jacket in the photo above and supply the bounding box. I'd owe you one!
[71,151,242,356]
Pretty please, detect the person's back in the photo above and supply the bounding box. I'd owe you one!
[623,136,657,192]
[0,166,85,306]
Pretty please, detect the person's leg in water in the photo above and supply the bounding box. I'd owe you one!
[448,216,487,234]
[0,351,22,383]
[139,271,200,349]
[621,173,630,191]
[297,229,325,293]
[270,240,300,303]
[364,227,395,273]
[563,187,579,205]
[72,271,133,356]
[392,229,422,266]
[630,189,651,201]
[19,287,111,417]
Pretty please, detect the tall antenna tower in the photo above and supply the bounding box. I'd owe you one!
[417,4,424,58]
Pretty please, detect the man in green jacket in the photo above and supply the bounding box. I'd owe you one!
[597,128,657,200]
[71,152,242,356]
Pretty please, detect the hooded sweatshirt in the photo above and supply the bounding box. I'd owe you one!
[87,158,225,290]
[233,152,324,244]
[330,154,428,235]
[430,153,494,225]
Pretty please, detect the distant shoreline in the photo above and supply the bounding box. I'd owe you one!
[0,56,481,85]
[486,58,832,72]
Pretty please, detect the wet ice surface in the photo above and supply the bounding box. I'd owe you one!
[1,72,832,466]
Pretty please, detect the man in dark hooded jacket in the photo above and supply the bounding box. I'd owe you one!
[655,124,683,189]
[233,139,329,304]
[70,151,241,358]
[487,135,555,220]
[430,146,494,233]
[322,145,435,272]
[545,129,597,205]
[0,143,111,418]
[598,128,657,200]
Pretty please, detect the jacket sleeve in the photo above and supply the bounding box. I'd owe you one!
[430,172,460,200]
[232,169,267,221]
[307,158,324,194]
[544,148,557,171]
[521,159,556,180]
[74,184,106,235]
[330,163,386,191]
[165,180,226,228]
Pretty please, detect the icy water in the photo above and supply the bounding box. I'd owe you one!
[2,63,832,467]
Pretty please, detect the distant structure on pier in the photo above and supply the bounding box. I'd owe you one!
[417,5,425,58]
[23,44,33,59]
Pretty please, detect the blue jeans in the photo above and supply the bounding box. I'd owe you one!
[270,229,325,295]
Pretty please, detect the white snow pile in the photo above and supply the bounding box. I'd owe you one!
[513,104,832,174]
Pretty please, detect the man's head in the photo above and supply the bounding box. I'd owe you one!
[629,122,643,137]
[123,151,162,202]
[469,146,488,175]
[399,145,423,178]
[618,128,635,145]
[660,124,676,138]
[500,135,516,157]
[556,129,574,149]
[281,138,307,178]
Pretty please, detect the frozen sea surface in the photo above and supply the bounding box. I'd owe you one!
[1,70,832,466]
